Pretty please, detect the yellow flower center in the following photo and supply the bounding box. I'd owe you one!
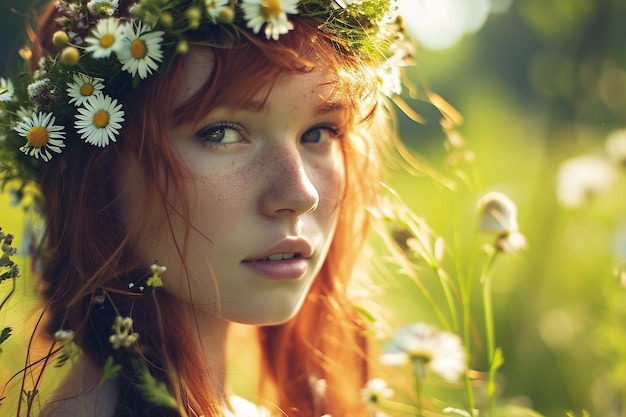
[27,126,49,148]
[93,110,110,128]
[99,33,115,49]
[80,83,94,97]
[130,39,147,59]
[261,0,282,19]
[409,350,433,364]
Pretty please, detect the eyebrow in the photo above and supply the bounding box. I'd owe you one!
[242,99,349,116]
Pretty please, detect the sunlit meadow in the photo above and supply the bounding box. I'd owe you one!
[2,1,626,416]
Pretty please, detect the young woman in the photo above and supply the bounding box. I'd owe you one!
[0,0,416,416]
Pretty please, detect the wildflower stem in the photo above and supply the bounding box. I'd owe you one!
[454,248,476,416]
[482,252,499,417]
[0,274,16,313]
[377,222,452,330]
[460,275,476,417]
[433,266,459,331]
[462,372,475,417]
[406,265,451,331]
[377,398,417,414]
[413,361,425,417]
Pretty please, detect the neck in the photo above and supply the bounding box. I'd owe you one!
[157,298,263,409]
[186,304,232,390]
[186,307,262,406]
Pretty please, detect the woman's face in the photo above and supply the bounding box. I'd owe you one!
[118,49,346,325]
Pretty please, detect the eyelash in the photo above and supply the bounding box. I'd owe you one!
[302,125,343,143]
[193,122,344,148]
[194,122,243,148]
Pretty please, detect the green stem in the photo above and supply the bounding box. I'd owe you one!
[377,398,420,415]
[482,252,499,417]
[463,298,475,417]
[413,361,425,417]
[433,266,459,332]
[455,248,476,417]
[379,227,452,330]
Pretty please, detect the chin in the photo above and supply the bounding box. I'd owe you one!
[227,304,303,326]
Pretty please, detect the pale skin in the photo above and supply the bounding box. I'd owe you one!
[42,49,347,416]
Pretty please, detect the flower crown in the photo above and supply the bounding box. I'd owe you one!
[0,0,412,197]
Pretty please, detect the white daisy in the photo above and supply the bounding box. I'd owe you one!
[66,73,105,106]
[74,94,125,147]
[477,191,520,234]
[0,78,14,102]
[360,378,394,405]
[380,322,466,382]
[205,0,230,21]
[556,154,617,209]
[85,17,125,58]
[377,63,402,97]
[477,191,526,253]
[377,39,414,96]
[606,128,626,166]
[241,0,299,40]
[86,0,119,16]
[14,111,66,162]
[116,21,164,79]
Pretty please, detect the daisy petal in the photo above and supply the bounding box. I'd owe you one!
[116,21,164,79]
[74,94,125,147]
[14,111,66,162]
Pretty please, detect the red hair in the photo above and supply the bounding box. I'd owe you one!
[24,1,389,416]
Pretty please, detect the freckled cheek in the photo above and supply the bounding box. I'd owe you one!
[310,155,346,212]
[184,164,255,222]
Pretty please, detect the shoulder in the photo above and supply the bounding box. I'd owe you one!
[39,357,119,417]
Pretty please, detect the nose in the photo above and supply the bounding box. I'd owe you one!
[258,145,320,217]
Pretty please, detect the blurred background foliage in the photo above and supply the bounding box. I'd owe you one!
[1,0,626,416]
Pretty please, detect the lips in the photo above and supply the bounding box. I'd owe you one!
[261,253,298,261]
[244,237,313,262]
[242,237,314,280]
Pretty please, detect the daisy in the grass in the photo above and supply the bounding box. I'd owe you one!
[477,191,519,235]
[241,0,299,40]
[14,111,66,162]
[0,78,14,102]
[74,94,124,147]
[478,191,527,253]
[380,322,466,382]
[117,21,164,79]
[360,378,394,406]
[85,17,125,58]
[67,73,105,106]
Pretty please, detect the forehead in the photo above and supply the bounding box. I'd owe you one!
[173,48,344,110]
[175,49,216,106]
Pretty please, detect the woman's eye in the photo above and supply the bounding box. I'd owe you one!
[301,127,338,143]
[195,123,242,144]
